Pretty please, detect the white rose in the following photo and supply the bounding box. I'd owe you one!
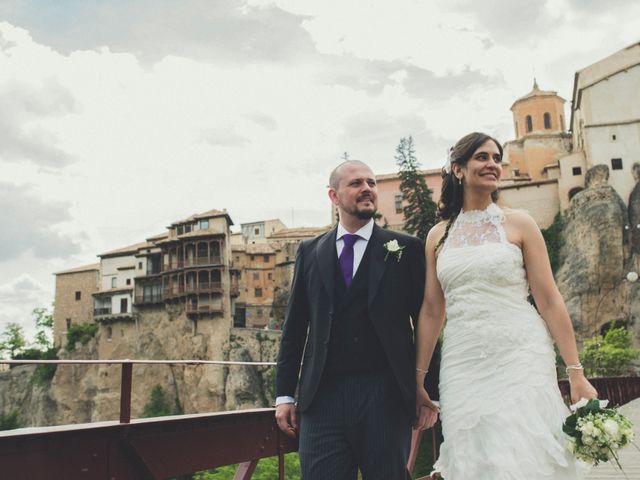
[603,419,620,438]
[627,271,639,283]
[581,422,594,435]
[386,240,400,252]
[582,435,594,445]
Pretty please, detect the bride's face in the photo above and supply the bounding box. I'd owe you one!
[458,140,502,192]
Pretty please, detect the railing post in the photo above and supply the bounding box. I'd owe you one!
[120,361,133,423]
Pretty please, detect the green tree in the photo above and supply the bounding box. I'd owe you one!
[0,411,20,431]
[395,136,437,240]
[580,327,640,376]
[142,385,182,418]
[32,307,54,350]
[541,212,564,274]
[0,322,27,359]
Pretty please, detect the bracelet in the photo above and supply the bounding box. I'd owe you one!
[565,363,584,375]
[416,367,428,374]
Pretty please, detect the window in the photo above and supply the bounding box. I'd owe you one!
[612,134,617,141]
[543,112,551,129]
[263,255,269,262]
[199,219,209,229]
[526,115,532,132]
[255,288,262,297]
[126,278,131,286]
[572,167,582,176]
[75,291,81,301]
[185,224,192,233]
[253,272,259,280]
[138,262,143,270]
[250,255,255,261]
[177,226,184,235]
[512,169,520,177]
[235,256,240,262]
[394,193,403,214]
[111,277,117,288]
[268,273,273,280]
[611,158,623,170]
[285,256,290,262]
[254,227,260,236]
[120,298,128,313]
[66,318,71,330]
[257,308,263,317]
[107,326,113,341]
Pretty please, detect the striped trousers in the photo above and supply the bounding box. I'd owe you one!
[298,369,412,480]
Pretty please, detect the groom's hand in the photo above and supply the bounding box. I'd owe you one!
[275,403,299,438]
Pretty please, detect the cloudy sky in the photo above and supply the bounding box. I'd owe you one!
[0,0,638,338]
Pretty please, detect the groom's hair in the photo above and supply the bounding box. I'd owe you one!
[329,160,371,190]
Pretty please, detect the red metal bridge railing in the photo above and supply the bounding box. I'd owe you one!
[1,359,638,479]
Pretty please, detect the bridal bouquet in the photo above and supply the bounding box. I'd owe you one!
[563,398,635,469]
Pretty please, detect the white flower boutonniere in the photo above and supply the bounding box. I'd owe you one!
[383,239,405,262]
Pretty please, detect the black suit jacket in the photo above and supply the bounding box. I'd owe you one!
[276,223,439,415]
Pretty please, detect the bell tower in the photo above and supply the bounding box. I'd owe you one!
[511,79,566,139]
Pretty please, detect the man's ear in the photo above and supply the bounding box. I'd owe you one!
[328,188,339,206]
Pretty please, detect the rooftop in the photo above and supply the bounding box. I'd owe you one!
[511,79,564,109]
[54,263,100,276]
[170,209,233,227]
[99,241,155,258]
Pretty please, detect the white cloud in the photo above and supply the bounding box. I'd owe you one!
[0,2,638,333]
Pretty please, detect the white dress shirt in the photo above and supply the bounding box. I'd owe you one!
[276,219,374,407]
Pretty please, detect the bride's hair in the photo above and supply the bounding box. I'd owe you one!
[436,132,503,250]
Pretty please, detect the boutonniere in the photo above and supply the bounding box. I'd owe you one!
[383,239,405,262]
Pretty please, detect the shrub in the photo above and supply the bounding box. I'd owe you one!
[142,385,182,418]
[66,324,98,351]
[581,327,640,376]
[0,411,20,431]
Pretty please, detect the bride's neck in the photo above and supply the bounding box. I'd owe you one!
[462,191,493,212]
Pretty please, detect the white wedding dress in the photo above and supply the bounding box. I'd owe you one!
[432,203,586,479]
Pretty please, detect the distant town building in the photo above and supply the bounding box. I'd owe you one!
[52,209,236,348]
[53,264,99,347]
[563,41,640,207]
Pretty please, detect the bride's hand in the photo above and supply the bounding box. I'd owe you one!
[569,370,598,404]
[414,386,439,430]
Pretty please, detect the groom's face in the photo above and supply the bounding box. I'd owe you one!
[331,163,378,220]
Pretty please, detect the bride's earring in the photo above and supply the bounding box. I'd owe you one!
[458,177,462,185]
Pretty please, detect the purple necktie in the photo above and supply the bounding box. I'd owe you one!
[339,234,360,288]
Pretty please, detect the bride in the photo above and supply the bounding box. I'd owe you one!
[414,132,598,478]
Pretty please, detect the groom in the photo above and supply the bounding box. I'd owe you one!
[275,160,439,479]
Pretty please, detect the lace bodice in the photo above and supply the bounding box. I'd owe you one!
[440,202,506,253]
[437,203,530,311]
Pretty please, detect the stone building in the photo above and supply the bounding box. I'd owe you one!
[231,242,277,329]
[562,41,640,208]
[52,264,99,347]
[230,221,329,329]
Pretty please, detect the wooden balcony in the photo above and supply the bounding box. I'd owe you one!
[134,293,163,305]
[185,304,224,317]
[184,281,223,294]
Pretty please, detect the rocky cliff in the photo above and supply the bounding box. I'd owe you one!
[557,163,639,344]
[0,305,281,429]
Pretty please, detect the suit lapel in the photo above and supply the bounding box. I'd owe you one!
[368,224,388,307]
[316,227,337,309]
